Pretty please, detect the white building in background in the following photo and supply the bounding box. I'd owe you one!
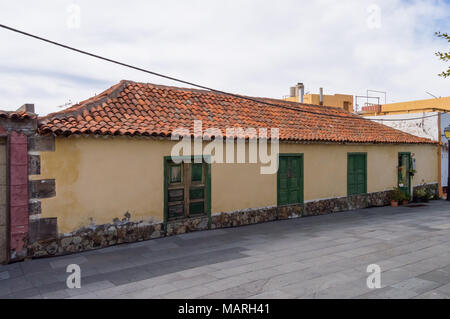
[364,112,450,193]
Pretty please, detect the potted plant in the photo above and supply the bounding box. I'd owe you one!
[401,194,410,206]
[390,187,404,207]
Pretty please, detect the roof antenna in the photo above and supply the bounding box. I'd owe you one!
[425,91,440,99]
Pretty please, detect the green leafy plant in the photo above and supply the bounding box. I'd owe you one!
[426,188,436,201]
[435,31,450,78]
[391,187,406,202]
[413,187,427,200]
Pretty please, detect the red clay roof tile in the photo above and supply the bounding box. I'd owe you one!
[0,110,36,120]
[38,80,435,144]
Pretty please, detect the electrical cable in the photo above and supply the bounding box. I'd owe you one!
[0,23,445,122]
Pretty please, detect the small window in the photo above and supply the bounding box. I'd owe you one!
[169,164,182,184]
[347,153,367,196]
[166,159,208,221]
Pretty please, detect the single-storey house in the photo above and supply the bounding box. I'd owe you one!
[1,80,440,261]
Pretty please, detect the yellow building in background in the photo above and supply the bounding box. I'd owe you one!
[284,83,354,112]
[361,96,450,116]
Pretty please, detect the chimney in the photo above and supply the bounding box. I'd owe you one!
[17,103,35,113]
[297,83,304,103]
[289,87,296,98]
[319,88,323,106]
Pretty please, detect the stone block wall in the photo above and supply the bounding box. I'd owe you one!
[26,188,396,258]
[28,219,163,257]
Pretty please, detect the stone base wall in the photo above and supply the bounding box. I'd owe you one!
[211,206,278,229]
[166,216,209,236]
[26,189,396,259]
[303,190,391,217]
[28,221,163,257]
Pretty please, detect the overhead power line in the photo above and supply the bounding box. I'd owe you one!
[0,23,444,122]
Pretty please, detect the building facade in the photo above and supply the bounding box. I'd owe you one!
[362,96,450,193]
[0,81,439,262]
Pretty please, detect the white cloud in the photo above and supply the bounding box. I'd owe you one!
[0,0,448,115]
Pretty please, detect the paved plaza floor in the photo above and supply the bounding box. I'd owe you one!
[1,200,450,299]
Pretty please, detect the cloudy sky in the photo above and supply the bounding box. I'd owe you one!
[0,0,449,115]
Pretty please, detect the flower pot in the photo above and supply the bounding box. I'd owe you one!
[401,200,409,205]
[390,200,399,207]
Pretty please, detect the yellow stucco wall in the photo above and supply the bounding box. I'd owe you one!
[363,96,450,115]
[33,137,438,233]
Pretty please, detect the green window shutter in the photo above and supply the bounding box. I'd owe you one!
[347,155,355,195]
[165,157,211,225]
[191,163,203,182]
[277,155,303,206]
[278,157,289,205]
[347,153,367,195]
[189,187,204,200]
[189,202,204,215]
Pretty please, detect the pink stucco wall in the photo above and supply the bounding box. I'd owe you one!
[9,131,28,257]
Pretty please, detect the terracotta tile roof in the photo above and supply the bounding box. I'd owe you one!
[0,110,36,120]
[38,80,435,144]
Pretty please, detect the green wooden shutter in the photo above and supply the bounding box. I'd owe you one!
[348,155,356,195]
[347,153,367,195]
[278,155,303,206]
[278,157,289,205]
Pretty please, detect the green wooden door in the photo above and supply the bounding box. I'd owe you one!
[398,152,411,197]
[278,155,303,205]
[347,153,367,195]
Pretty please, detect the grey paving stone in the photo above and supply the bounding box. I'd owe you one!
[0,271,10,280]
[279,271,359,298]
[68,292,99,299]
[303,278,372,299]
[42,290,71,299]
[125,283,178,298]
[250,290,295,299]
[391,277,442,294]
[49,256,88,269]
[436,283,450,296]
[1,200,449,299]
[171,273,217,289]
[65,280,115,297]
[418,267,450,285]
[95,281,146,298]
[200,285,256,299]
[357,286,419,299]
[414,290,449,299]
[163,285,216,299]
[12,287,41,299]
